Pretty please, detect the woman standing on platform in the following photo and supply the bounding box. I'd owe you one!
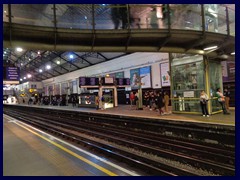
[216,88,230,115]
[200,90,209,117]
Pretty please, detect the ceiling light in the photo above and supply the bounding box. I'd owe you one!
[231,52,235,55]
[39,69,43,73]
[4,51,7,54]
[203,45,218,51]
[16,47,23,52]
[69,55,74,59]
[20,78,23,81]
[27,74,32,78]
[57,61,60,64]
[23,77,26,79]
[46,65,51,69]
[38,51,40,55]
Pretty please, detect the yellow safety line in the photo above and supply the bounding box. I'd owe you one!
[14,121,117,176]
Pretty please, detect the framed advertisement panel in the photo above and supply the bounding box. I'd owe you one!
[160,63,170,87]
[130,68,140,89]
[139,66,151,88]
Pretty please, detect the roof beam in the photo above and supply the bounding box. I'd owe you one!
[52,52,81,69]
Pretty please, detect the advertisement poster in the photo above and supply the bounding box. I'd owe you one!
[115,72,124,78]
[72,80,77,93]
[222,61,235,82]
[61,82,68,94]
[160,63,171,87]
[139,66,151,88]
[54,84,60,95]
[130,68,140,89]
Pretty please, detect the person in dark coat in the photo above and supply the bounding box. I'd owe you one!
[157,92,165,115]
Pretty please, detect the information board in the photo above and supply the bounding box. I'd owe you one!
[6,67,19,80]
[79,77,99,86]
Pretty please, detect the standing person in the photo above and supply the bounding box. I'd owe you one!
[130,92,135,108]
[157,92,165,115]
[163,91,170,114]
[200,90,209,117]
[223,88,230,111]
[216,88,230,115]
[95,95,99,110]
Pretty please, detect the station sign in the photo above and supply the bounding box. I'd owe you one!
[6,67,19,81]
[79,77,99,87]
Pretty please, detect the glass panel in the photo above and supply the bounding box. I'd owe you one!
[171,55,204,113]
[217,5,227,34]
[204,4,227,34]
[170,4,202,31]
[209,61,223,112]
[228,5,235,36]
[11,4,54,27]
[129,4,151,29]
[56,4,93,29]
[94,4,116,29]
[3,4,8,22]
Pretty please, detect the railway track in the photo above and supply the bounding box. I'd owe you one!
[3,105,235,176]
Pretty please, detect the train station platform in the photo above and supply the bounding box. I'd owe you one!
[5,103,235,126]
[3,114,141,176]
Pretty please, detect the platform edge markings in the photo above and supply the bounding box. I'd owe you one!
[3,114,140,176]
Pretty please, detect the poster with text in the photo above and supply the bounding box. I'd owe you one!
[140,66,151,88]
[130,68,140,89]
[160,63,170,87]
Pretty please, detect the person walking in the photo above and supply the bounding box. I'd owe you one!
[200,90,209,117]
[216,88,230,115]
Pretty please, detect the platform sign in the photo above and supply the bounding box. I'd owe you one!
[116,78,130,86]
[79,77,86,86]
[89,77,99,86]
[79,77,99,86]
[6,67,19,80]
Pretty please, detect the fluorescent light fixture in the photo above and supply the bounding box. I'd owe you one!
[46,65,51,69]
[231,52,235,55]
[39,69,43,73]
[16,47,23,52]
[203,45,218,51]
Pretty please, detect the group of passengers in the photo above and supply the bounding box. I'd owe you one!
[143,90,170,115]
[130,90,170,115]
[200,88,231,117]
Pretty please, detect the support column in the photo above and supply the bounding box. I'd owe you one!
[204,57,211,114]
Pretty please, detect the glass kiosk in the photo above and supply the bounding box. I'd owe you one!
[171,54,223,114]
